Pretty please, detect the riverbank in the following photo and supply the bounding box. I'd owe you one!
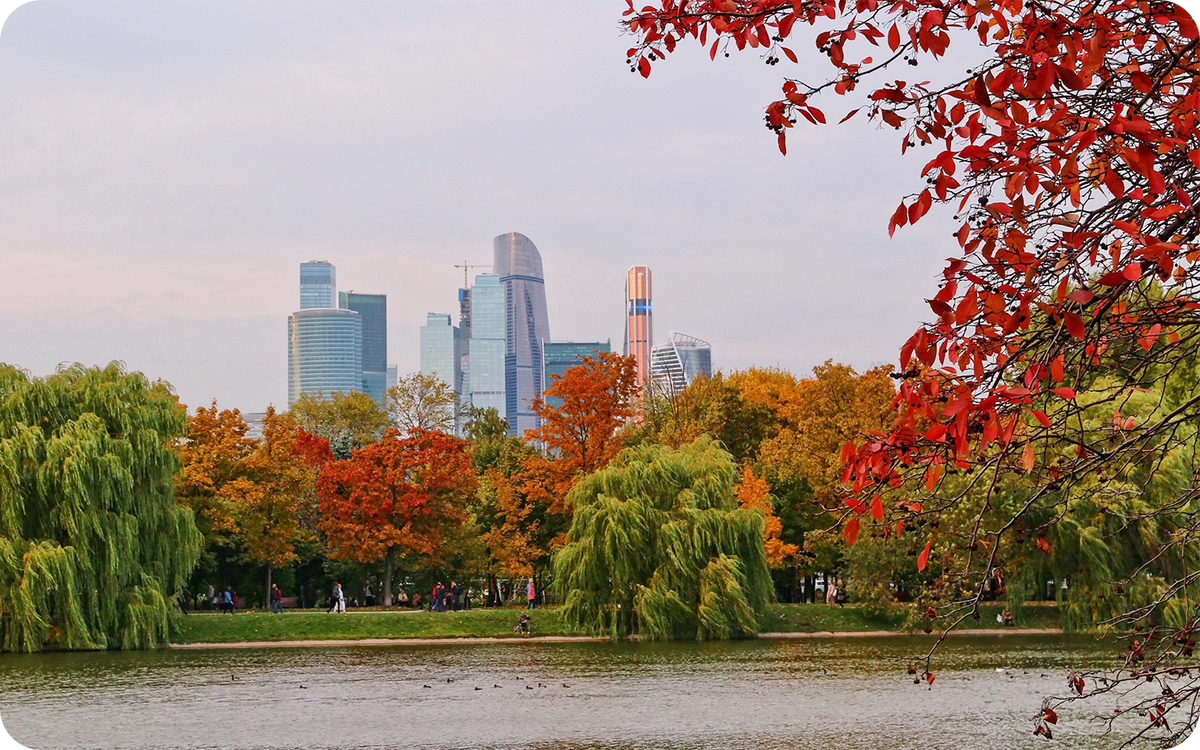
[171,602,1063,646]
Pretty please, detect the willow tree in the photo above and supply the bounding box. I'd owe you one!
[554,437,771,640]
[0,363,201,651]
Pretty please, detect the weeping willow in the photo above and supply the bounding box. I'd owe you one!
[553,437,771,640]
[0,363,201,651]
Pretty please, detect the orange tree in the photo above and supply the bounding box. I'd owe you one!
[176,402,253,563]
[626,0,1200,741]
[316,428,475,606]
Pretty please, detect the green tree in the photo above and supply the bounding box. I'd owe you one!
[387,372,458,434]
[0,363,201,651]
[554,437,771,640]
[289,391,388,456]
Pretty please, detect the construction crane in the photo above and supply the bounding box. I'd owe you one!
[454,260,490,288]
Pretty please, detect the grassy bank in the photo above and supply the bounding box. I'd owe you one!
[172,602,1062,645]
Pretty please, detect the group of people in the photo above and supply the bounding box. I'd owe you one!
[428,581,469,612]
[823,579,847,607]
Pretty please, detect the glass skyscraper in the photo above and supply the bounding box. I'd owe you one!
[287,307,363,405]
[542,341,612,410]
[339,291,388,403]
[649,331,712,398]
[421,312,461,392]
[494,232,550,438]
[468,274,506,419]
[624,266,652,391]
[300,261,336,309]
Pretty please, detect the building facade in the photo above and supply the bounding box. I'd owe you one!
[420,313,461,392]
[300,261,336,309]
[468,273,506,419]
[287,307,363,405]
[624,266,653,391]
[494,232,551,437]
[649,331,712,398]
[338,291,388,403]
[542,341,612,410]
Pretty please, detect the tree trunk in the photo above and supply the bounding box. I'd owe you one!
[265,562,273,610]
[383,546,395,608]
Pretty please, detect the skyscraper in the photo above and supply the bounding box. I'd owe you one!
[624,266,653,390]
[542,341,612,410]
[287,307,363,405]
[650,331,712,398]
[494,232,551,437]
[420,313,461,392]
[300,261,336,309]
[338,291,388,403]
[468,274,506,418]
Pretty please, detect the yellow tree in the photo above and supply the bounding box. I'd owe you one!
[735,466,799,568]
[176,402,254,551]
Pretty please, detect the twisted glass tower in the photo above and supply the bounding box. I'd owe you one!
[493,232,550,438]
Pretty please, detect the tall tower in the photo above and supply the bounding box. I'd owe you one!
[287,308,363,406]
[624,266,653,390]
[493,232,551,438]
[339,291,388,403]
[468,274,507,419]
[299,261,336,309]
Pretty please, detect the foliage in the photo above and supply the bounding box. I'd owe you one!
[387,372,458,434]
[0,363,201,651]
[641,371,780,463]
[176,401,253,548]
[735,466,798,567]
[317,429,476,605]
[289,391,388,456]
[554,438,771,640]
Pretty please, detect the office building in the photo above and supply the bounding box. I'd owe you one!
[624,266,653,391]
[300,261,336,309]
[542,341,612,410]
[287,307,363,406]
[338,291,388,403]
[387,365,398,389]
[650,331,712,398]
[420,313,461,392]
[494,232,551,437]
[468,274,506,418]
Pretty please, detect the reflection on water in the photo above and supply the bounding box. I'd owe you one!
[0,635,1167,749]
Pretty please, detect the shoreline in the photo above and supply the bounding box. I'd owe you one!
[170,627,1065,650]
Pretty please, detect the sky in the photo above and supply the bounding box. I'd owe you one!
[0,0,964,412]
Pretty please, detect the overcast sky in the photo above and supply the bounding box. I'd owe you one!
[0,1,962,412]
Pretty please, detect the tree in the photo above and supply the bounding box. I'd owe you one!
[641,371,780,462]
[316,429,476,606]
[176,400,254,551]
[387,372,458,434]
[735,466,799,568]
[625,0,1200,741]
[289,391,388,456]
[220,408,317,607]
[0,363,201,651]
[554,437,771,640]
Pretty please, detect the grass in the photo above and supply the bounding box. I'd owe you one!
[171,602,1063,644]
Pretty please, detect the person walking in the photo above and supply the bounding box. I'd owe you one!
[450,581,461,612]
[221,588,234,614]
[271,583,283,614]
[207,584,216,611]
[329,582,346,613]
[526,578,536,610]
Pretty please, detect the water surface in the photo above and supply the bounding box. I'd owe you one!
[0,635,1162,749]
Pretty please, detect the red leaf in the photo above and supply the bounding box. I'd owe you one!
[839,108,861,124]
[777,132,787,155]
[917,538,933,571]
[887,23,900,51]
[1050,387,1076,400]
[782,46,798,63]
[1030,410,1051,427]
[844,517,861,544]
[1063,312,1086,339]
[1050,355,1065,383]
[638,57,651,78]
[925,672,936,685]
[1176,5,1199,40]
[870,494,884,521]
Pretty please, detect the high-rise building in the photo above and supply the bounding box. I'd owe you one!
[387,365,399,389]
[624,266,653,390]
[300,261,336,309]
[650,331,712,398]
[468,273,506,419]
[287,307,363,405]
[494,232,551,437]
[420,313,461,393]
[338,291,388,403]
[542,341,612,410]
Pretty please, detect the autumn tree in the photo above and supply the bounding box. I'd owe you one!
[387,372,458,434]
[316,428,476,606]
[176,401,254,556]
[735,466,799,567]
[641,371,780,462]
[626,0,1200,740]
[220,408,317,606]
[289,391,388,456]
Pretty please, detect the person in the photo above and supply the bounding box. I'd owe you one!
[207,584,216,611]
[526,578,536,610]
[177,588,189,616]
[365,582,375,608]
[411,592,422,610]
[1001,604,1015,626]
[221,587,235,614]
[515,612,531,634]
[272,583,283,614]
[825,580,837,606]
[329,582,346,613]
[835,580,847,607]
[450,581,460,612]
[398,589,409,607]
[431,582,441,612]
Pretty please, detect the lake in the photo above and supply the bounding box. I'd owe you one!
[0,635,1162,749]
